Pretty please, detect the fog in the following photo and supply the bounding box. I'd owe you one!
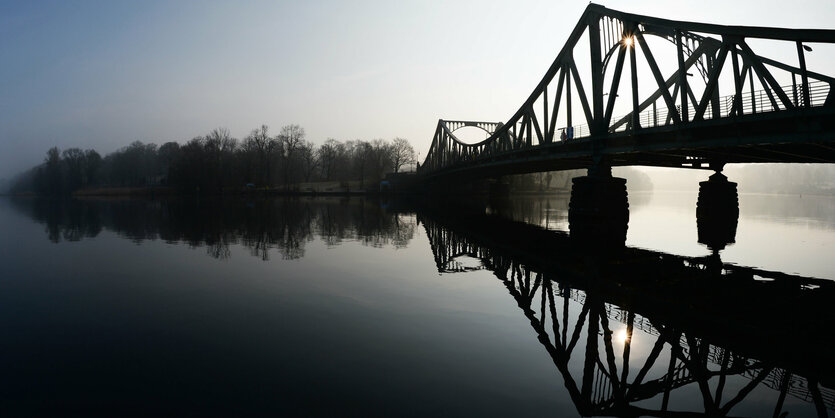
[2,0,834,187]
[642,164,835,195]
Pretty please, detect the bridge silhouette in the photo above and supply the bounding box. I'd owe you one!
[417,4,835,180]
[418,202,835,417]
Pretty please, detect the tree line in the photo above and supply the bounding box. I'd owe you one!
[11,197,417,260]
[8,124,417,195]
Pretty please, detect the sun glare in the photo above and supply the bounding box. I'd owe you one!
[623,36,634,48]
[614,328,630,344]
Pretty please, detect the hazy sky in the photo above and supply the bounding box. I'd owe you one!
[2,0,834,181]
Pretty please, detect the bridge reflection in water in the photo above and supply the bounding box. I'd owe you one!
[420,203,834,417]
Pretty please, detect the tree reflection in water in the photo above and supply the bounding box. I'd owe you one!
[10,197,417,260]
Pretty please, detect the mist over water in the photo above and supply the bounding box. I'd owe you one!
[1,192,832,416]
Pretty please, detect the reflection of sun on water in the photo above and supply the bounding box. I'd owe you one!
[614,328,630,344]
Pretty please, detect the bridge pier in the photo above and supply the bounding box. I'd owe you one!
[487,178,510,199]
[696,169,739,252]
[424,178,490,195]
[568,167,629,247]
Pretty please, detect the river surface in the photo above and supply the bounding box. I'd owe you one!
[0,192,833,416]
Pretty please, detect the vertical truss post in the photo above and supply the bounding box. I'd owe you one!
[620,311,634,393]
[567,63,573,134]
[589,16,605,136]
[581,304,600,405]
[544,84,550,142]
[661,343,676,411]
[797,41,811,107]
[711,55,722,119]
[549,70,566,138]
[676,30,689,122]
[628,23,640,129]
[749,66,756,114]
[731,47,743,116]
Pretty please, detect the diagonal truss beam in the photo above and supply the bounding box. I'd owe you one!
[635,30,682,125]
[693,43,730,121]
[611,40,713,130]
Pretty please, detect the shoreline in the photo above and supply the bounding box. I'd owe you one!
[4,188,834,198]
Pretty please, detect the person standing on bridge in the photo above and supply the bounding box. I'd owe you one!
[560,129,567,141]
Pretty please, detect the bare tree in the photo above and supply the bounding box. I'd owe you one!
[299,141,317,182]
[369,139,393,182]
[84,149,102,185]
[317,138,340,181]
[390,137,416,173]
[62,148,86,191]
[243,125,275,186]
[201,128,238,191]
[206,128,236,153]
[278,124,305,188]
[347,140,373,189]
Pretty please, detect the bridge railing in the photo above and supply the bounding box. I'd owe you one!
[565,80,831,138]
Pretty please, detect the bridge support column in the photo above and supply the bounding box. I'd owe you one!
[696,170,739,252]
[568,167,629,247]
[487,178,510,198]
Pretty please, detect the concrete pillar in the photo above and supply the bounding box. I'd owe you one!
[696,171,739,251]
[487,178,510,198]
[568,168,629,248]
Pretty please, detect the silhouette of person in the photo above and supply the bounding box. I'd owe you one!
[560,129,567,141]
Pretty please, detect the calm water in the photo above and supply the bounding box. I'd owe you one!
[0,192,833,416]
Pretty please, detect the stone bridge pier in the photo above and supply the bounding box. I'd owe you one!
[697,163,740,252]
[567,160,741,251]
[568,164,629,247]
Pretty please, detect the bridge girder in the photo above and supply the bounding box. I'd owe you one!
[419,4,835,179]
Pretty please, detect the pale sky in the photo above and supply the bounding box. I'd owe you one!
[2,0,834,181]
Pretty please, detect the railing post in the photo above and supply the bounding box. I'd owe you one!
[653,101,657,126]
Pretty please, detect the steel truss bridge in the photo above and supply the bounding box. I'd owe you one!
[418,4,835,180]
[418,206,834,417]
